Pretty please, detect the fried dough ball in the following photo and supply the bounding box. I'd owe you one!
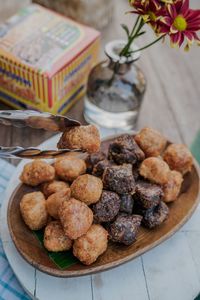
[163,170,183,203]
[85,152,106,173]
[46,189,71,219]
[109,214,142,245]
[135,127,167,157]
[139,157,170,185]
[73,224,108,265]
[102,164,135,195]
[134,181,163,209]
[58,198,93,239]
[71,174,103,205]
[54,157,86,182]
[92,191,120,223]
[20,192,48,230]
[44,221,72,252]
[108,134,145,165]
[20,160,55,186]
[163,143,193,175]
[57,125,100,153]
[42,180,70,197]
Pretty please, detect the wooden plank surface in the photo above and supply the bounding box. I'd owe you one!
[92,257,149,300]
[0,1,200,300]
[35,271,93,300]
[142,232,200,300]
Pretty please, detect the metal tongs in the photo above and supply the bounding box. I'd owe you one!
[0,110,81,159]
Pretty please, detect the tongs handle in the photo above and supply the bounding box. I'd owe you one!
[0,110,80,131]
[0,146,83,159]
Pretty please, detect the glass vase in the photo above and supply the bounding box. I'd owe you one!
[84,40,146,130]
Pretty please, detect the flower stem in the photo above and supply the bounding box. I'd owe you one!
[130,16,140,37]
[120,16,144,57]
[129,34,166,54]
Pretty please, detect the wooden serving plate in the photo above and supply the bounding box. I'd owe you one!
[7,135,200,277]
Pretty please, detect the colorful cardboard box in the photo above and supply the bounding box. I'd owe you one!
[0,4,100,114]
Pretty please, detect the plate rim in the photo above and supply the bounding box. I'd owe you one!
[6,133,200,277]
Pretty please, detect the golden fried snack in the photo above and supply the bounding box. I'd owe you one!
[70,174,103,205]
[58,198,93,239]
[46,189,71,219]
[44,221,72,252]
[163,143,193,175]
[57,125,100,153]
[73,224,108,265]
[135,127,167,157]
[139,157,170,185]
[163,170,183,203]
[42,180,70,197]
[20,160,55,186]
[20,192,48,230]
[54,157,86,182]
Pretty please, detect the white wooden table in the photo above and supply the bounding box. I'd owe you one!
[1,130,200,300]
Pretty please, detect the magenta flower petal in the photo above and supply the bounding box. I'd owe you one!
[178,33,185,46]
[174,0,183,13]
[167,3,177,19]
[184,31,195,42]
[181,0,189,15]
[161,16,172,26]
[170,33,180,46]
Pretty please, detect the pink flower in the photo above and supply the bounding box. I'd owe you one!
[129,0,165,32]
[158,0,200,49]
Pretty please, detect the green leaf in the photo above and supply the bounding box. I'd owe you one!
[194,294,200,300]
[191,130,200,164]
[135,31,146,38]
[33,229,78,270]
[121,24,130,38]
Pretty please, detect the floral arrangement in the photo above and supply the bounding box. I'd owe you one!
[120,0,200,58]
